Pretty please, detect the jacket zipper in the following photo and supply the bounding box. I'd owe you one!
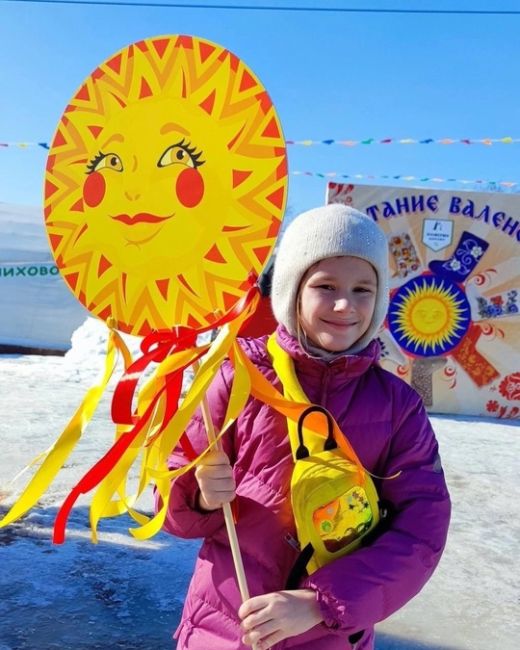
[320,367,331,404]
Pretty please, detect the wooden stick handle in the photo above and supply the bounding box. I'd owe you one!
[198,392,252,603]
[198,390,261,650]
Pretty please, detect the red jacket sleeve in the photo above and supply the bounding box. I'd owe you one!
[304,389,451,635]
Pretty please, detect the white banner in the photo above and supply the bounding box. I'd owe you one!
[1,261,88,351]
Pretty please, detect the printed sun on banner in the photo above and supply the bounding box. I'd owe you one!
[44,35,287,335]
[327,183,520,419]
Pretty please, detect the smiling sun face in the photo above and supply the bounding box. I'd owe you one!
[388,275,471,356]
[44,36,287,335]
[79,97,232,274]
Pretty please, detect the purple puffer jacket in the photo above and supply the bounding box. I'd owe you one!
[161,326,451,649]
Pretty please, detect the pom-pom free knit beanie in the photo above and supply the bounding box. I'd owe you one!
[271,204,389,354]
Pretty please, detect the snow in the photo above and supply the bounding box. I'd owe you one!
[1,318,518,650]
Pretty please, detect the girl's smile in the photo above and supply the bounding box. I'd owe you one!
[298,256,378,352]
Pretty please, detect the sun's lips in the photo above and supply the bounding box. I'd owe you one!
[112,212,172,225]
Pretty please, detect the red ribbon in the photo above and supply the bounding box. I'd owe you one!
[111,273,259,426]
[111,327,198,426]
[53,274,260,543]
[53,380,167,544]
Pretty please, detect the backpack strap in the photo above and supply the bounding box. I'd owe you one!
[267,333,308,402]
[285,542,314,589]
[267,334,399,480]
[268,334,335,458]
[296,405,338,458]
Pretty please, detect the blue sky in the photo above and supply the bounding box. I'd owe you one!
[1,0,519,217]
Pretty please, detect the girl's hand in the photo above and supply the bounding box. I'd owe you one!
[238,589,323,649]
[194,450,235,511]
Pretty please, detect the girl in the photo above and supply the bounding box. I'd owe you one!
[161,204,451,649]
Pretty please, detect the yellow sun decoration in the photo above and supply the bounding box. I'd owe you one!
[392,280,468,354]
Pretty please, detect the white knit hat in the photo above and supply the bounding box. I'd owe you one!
[271,204,389,353]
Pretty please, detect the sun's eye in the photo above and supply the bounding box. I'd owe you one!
[158,140,204,169]
[87,151,123,173]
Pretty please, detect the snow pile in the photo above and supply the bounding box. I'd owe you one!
[63,317,203,397]
[63,317,142,381]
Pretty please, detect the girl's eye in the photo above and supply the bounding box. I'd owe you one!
[317,284,335,291]
[355,287,373,294]
[87,152,123,173]
[158,140,204,169]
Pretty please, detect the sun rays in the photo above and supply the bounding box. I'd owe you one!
[388,275,471,356]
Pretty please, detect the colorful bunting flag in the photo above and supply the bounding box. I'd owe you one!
[1,137,519,149]
[0,139,517,188]
[292,171,517,188]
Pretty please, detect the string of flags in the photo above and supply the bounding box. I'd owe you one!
[287,137,520,146]
[292,171,518,188]
[1,142,51,149]
[1,137,520,149]
[1,140,517,188]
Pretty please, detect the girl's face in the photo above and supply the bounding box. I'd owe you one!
[298,256,377,352]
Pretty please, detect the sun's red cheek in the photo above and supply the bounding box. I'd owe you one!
[83,172,106,207]
[176,168,205,208]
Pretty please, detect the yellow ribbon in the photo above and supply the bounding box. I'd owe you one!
[83,292,259,541]
[88,343,211,540]
[0,323,132,528]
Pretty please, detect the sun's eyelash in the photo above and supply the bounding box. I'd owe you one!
[86,151,106,174]
[175,138,205,166]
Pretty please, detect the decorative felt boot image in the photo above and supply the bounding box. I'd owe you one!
[429,230,489,284]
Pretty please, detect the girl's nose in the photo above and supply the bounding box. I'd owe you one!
[334,297,351,311]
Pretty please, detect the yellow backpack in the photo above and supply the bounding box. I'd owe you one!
[267,335,381,581]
